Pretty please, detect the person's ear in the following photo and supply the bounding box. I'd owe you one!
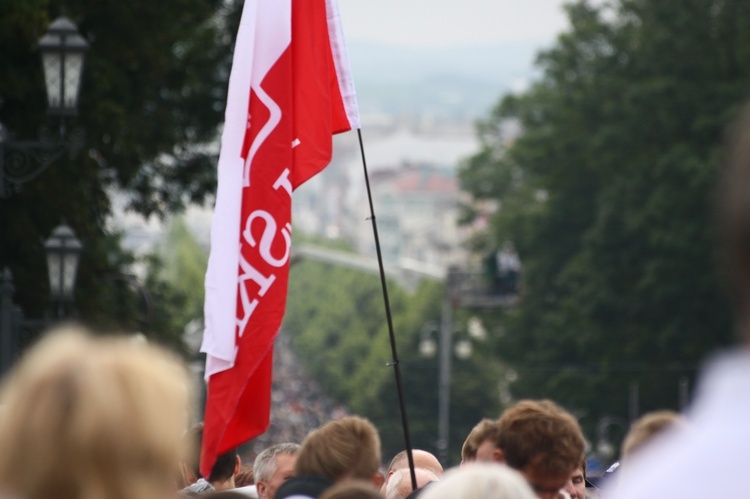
[372,471,385,489]
[493,448,505,463]
[257,480,268,497]
[234,455,241,475]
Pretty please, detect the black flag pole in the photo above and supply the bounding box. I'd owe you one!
[356,128,418,491]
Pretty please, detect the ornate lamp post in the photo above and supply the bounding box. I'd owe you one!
[39,17,90,119]
[1,16,88,197]
[1,223,84,374]
[44,223,83,319]
[418,269,485,465]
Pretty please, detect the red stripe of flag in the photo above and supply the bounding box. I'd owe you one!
[200,0,358,477]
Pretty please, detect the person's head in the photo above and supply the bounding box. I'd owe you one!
[621,410,686,460]
[461,418,502,464]
[718,101,750,334]
[496,400,585,499]
[0,326,192,499]
[295,416,382,487]
[180,423,240,490]
[380,449,442,495]
[561,456,586,499]
[210,448,240,490]
[418,463,536,499]
[254,443,300,499]
[385,467,439,499]
[386,449,443,477]
[319,479,382,499]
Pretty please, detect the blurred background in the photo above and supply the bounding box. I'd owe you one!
[2,0,748,473]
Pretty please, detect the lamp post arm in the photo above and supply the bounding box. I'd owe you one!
[1,126,85,198]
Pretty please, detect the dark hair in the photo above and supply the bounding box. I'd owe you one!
[209,448,238,483]
[183,423,237,484]
[201,492,254,499]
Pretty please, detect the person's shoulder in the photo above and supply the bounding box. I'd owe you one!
[201,489,258,499]
[232,485,258,498]
[276,475,334,499]
[611,419,743,499]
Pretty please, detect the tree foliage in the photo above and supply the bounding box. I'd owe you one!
[284,252,501,465]
[460,0,750,444]
[0,0,240,345]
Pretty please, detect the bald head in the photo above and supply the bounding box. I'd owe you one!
[385,467,439,499]
[387,450,443,477]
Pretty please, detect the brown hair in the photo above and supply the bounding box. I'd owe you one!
[461,418,501,462]
[496,399,585,477]
[0,326,192,499]
[295,416,381,482]
[621,410,686,459]
[319,479,382,499]
[235,464,255,487]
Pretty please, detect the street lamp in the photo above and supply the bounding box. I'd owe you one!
[0,16,88,197]
[44,223,83,318]
[1,223,84,374]
[38,17,90,119]
[419,287,486,465]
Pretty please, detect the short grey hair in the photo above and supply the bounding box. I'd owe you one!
[419,464,535,499]
[253,443,300,483]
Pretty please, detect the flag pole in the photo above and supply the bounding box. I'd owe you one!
[356,128,418,490]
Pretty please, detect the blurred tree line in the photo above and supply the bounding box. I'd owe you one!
[284,253,502,466]
[7,0,750,467]
[0,0,242,349]
[460,0,750,453]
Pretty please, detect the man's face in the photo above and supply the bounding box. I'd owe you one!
[562,467,585,499]
[259,453,297,499]
[520,464,570,499]
[475,438,500,462]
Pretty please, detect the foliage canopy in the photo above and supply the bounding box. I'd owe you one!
[460,0,750,449]
[0,0,240,345]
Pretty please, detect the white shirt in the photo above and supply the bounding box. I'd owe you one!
[612,349,750,498]
[232,485,258,498]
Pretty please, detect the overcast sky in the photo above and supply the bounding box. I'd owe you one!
[338,0,570,48]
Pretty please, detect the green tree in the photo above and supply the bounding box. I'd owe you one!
[0,1,239,345]
[284,247,501,465]
[135,216,209,351]
[460,0,750,444]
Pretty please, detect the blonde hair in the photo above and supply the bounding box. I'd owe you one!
[0,326,192,499]
[295,416,381,482]
[419,463,535,499]
[621,410,686,459]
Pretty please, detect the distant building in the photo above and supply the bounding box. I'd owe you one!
[293,123,479,272]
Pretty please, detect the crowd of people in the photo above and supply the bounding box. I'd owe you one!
[0,337,698,499]
[3,70,750,499]
[248,335,350,456]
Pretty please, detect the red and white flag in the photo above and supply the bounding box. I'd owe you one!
[200,0,359,476]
